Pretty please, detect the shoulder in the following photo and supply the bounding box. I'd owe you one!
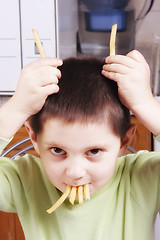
[0,154,41,213]
[119,151,160,215]
[0,154,53,215]
[120,150,160,170]
[118,150,160,182]
[0,153,41,170]
[0,154,44,188]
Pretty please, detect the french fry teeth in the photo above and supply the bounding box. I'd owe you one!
[32,29,46,59]
[78,185,83,205]
[69,186,77,205]
[47,184,90,214]
[84,184,90,200]
[109,24,117,56]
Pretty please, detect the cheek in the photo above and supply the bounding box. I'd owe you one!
[40,156,64,182]
[92,163,115,180]
[91,155,118,183]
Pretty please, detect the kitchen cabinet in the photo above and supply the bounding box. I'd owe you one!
[0,0,21,93]
[0,212,24,240]
[130,115,151,151]
[0,0,78,95]
[0,116,151,239]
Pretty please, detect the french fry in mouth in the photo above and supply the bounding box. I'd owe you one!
[109,24,117,56]
[47,185,71,214]
[69,186,77,205]
[47,184,90,214]
[69,185,90,205]
[84,184,90,200]
[78,185,83,205]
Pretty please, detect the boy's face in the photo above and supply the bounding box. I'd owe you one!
[31,118,129,196]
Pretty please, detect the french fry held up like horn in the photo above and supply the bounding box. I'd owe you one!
[32,29,46,58]
[109,24,117,56]
[47,184,90,214]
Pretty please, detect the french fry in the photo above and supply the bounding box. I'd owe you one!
[47,185,71,214]
[69,186,77,205]
[84,184,90,200]
[78,185,83,205]
[47,184,90,213]
[109,24,117,56]
[32,29,46,59]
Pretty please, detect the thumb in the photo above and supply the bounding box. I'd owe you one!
[42,84,60,98]
[126,50,146,63]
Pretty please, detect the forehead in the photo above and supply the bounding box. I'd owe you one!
[37,117,120,147]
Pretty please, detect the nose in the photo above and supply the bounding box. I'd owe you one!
[65,157,86,180]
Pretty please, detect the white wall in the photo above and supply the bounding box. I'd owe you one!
[134,0,160,45]
[127,0,160,95]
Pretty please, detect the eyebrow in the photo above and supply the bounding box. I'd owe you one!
[44,141,66,149]
[44,141,110,151]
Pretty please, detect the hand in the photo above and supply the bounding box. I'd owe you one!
[12,57,63,118]
[0,57,62,139]
[102,50,153,112]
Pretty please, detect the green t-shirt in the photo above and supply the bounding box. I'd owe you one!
[0,138,160,240]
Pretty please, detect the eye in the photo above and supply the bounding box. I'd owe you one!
[51,147,66,156]
[87,149,102,157]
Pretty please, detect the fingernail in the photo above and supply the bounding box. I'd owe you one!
[57,59,63,65]
[105,57,108,63]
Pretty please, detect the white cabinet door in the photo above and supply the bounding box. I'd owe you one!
[20,0,57,67]
[0,0,21,94]
[0,0,78,94]
[0,0,57,94]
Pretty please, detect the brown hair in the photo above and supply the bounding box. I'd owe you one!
[30,56,130,139]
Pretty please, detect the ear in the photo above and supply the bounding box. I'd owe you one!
[118,124,136,157]
[25,121,40,154]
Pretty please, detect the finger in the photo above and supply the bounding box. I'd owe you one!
[41,76,59,86]
[42,84,60,97]
[103,63,130,75]
[126,50,146,63]
[40,65,62,80]
[105,54,135,68]
[102,70,124,82]
[26,57,63,69]
[34,66,61,86]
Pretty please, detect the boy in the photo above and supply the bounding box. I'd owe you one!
[0,53,160,240]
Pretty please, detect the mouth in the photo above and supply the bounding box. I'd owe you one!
[47,184,91,214]
[69,184,90,205]
[66,180,90,187]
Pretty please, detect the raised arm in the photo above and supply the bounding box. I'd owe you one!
[0,58,62,139]
[102,50,160,136]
